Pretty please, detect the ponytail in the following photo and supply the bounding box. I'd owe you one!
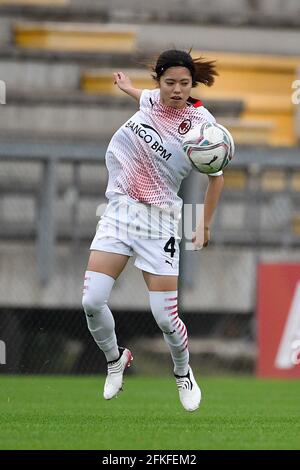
[192,55,218,87]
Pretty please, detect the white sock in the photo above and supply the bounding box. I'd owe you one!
[82,270,119,362]
[149,291,189,376]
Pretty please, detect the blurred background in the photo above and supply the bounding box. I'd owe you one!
[0,0,299,378]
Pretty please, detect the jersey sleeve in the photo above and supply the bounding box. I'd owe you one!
[200,106,217,124]
[139,89,151,107]
[139,88,160,109]
[209,170,223,176]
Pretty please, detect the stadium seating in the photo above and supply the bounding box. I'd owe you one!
[71,0,300,28]
[223,169,248,190]
[5,6,300,147]
[261,170,287,192]
[219,118,272,145]
[291,172,300,191]
[14,21,137,52]
[82,69,153,96]
[192,51,300,147]
[0,0,68,4]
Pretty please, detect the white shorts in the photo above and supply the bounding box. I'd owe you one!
[90,195,180,276]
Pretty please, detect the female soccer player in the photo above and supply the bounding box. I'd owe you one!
[82,49,224,412]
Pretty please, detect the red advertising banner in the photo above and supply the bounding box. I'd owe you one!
[257,263,300,378]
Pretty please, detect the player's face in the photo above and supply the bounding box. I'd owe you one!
[159,67,193,109]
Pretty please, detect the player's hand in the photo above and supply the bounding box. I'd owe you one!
[192,226,210,250]
[113,71,133,92]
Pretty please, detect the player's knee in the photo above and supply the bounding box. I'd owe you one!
[82,290,107,316]
[155,317,174,335]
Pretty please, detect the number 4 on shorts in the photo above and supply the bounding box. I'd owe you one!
[164,237,176,258]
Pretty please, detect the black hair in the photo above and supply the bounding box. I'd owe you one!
[152,49,218,87]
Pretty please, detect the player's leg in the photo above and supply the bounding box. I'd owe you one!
[86,249,129,278]
[143,271,201,412]
[135,238,189,376]
[82,250,133,399]
[83,250,129,361]
[142,271,189,376]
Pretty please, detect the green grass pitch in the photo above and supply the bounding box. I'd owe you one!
[0,375,299,450]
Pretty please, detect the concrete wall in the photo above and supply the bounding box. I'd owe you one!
[1,240,300,312]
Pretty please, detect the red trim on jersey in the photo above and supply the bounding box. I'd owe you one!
[193,100,203,108]
[188,96,203,108]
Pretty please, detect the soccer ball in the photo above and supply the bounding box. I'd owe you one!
[182,122,235,174]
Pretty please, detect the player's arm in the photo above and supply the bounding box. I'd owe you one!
[193,174,224,248]
[113,71,142,102]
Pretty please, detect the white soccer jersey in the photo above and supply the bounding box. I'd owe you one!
[105,88,221,211]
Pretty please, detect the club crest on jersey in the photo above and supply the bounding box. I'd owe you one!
[178,119,192,135]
